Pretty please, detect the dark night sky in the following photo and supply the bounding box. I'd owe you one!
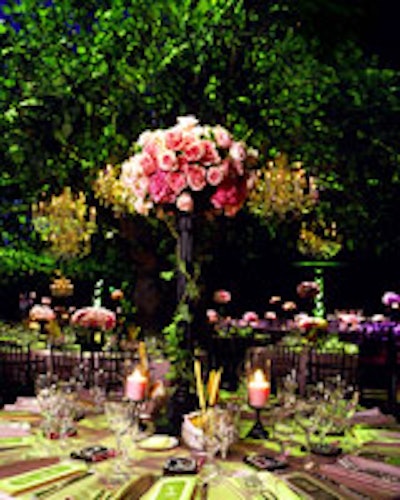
[285,0,399,69]
[363,1,400,68]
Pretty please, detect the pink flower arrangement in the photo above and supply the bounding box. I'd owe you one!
[242,311,259,324]
[213,289,232,304]
[70,306,117,331]
[296,281,320,299]
[382,291,400,307]
[295,313,328,332]
[99,115,257,217]
[29,304,56,322]
[206,308,220,324]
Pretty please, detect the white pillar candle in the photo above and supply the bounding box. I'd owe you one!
[248,369,270,408]
[125,367,148,401]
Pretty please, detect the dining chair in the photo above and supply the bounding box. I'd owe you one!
[307,347,359,389]
[87,350,140,394]
[244,345,303,396]
[49,347,84,382]
[358,327,399,416]
[0,340,33,403]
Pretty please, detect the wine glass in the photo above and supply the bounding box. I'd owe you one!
[104,401,132,484]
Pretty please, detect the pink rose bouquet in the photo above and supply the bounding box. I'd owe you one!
[242,311,259,324]
[296,281,320,300]
[213,289,232,304]
[29,304,56,322]
[95,115,257,217]
[382,291,400,307]
[70,306,117,331]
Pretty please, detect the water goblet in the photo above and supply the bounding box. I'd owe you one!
[104,401,132,484]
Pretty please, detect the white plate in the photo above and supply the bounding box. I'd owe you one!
[137,434,179,451]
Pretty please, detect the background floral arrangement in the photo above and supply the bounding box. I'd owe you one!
[29,304,56,322]
[70,306,117,331]
[94,115,258,217]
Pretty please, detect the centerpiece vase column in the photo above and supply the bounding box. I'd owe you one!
[165,212,197,436]
[177,212,194,352]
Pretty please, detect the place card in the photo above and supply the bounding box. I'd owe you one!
[141,476,197,500]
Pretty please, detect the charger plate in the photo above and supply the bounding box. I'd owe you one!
[137,435,179,451]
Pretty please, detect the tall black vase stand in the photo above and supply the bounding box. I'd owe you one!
[165,213,197,436]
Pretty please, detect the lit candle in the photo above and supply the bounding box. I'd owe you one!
[125,367,148,401]
[248,369,270,408]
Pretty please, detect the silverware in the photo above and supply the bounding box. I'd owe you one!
[338,456,400,484]
[200,481,209,500]
[34,470,94,498]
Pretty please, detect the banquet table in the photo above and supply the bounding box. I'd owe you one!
[0,396,400,499]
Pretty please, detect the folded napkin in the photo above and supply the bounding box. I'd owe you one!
[351,407,396,426]
[0,458,59,480]
[0,422,31,438]
[0,460,88,496]
[3,397,40,414]
[0,492,14,499]
[319,461,400,499]
[0,436,34,450]
[341,454,400,481]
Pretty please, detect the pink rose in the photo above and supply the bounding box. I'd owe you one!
[176,192,194,212]
[187,165,207,191]
[157,149,177,171]
[264,311,277,320]
[229,141,246,162]
[242,311,259,323]
[143,140,161,159]
[206,309,219,323]
[177,115,199,129]
[148,170,176,204]
[183,140,205,162]
[134,198,153,215]
[165,129,184,151]
[282,301,297,311]
[70,306,116,330]
[210,176,248,214]
[201,140,221,165]
[296,281,320,299]
[213,290,231,304]
[29,304,56,322]
[137,152,157,176]
[206,166,224,186]
[177,155,190,173]
[231,159,245,176]
[167,171,187,193]
[213,125,232,149]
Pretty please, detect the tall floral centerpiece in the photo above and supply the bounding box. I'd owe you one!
[95,115,258,380]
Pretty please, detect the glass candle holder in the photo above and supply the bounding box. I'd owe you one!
[245,347,271,439]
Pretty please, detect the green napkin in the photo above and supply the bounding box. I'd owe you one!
[0,436,34,449]
[0,460,87,495]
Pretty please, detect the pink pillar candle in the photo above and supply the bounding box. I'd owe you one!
[125,368,148,401]
[248,369,270,408]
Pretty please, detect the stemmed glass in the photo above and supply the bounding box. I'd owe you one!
[198,408,223,486]
[56,379,78,458]
[104,401,132,484]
